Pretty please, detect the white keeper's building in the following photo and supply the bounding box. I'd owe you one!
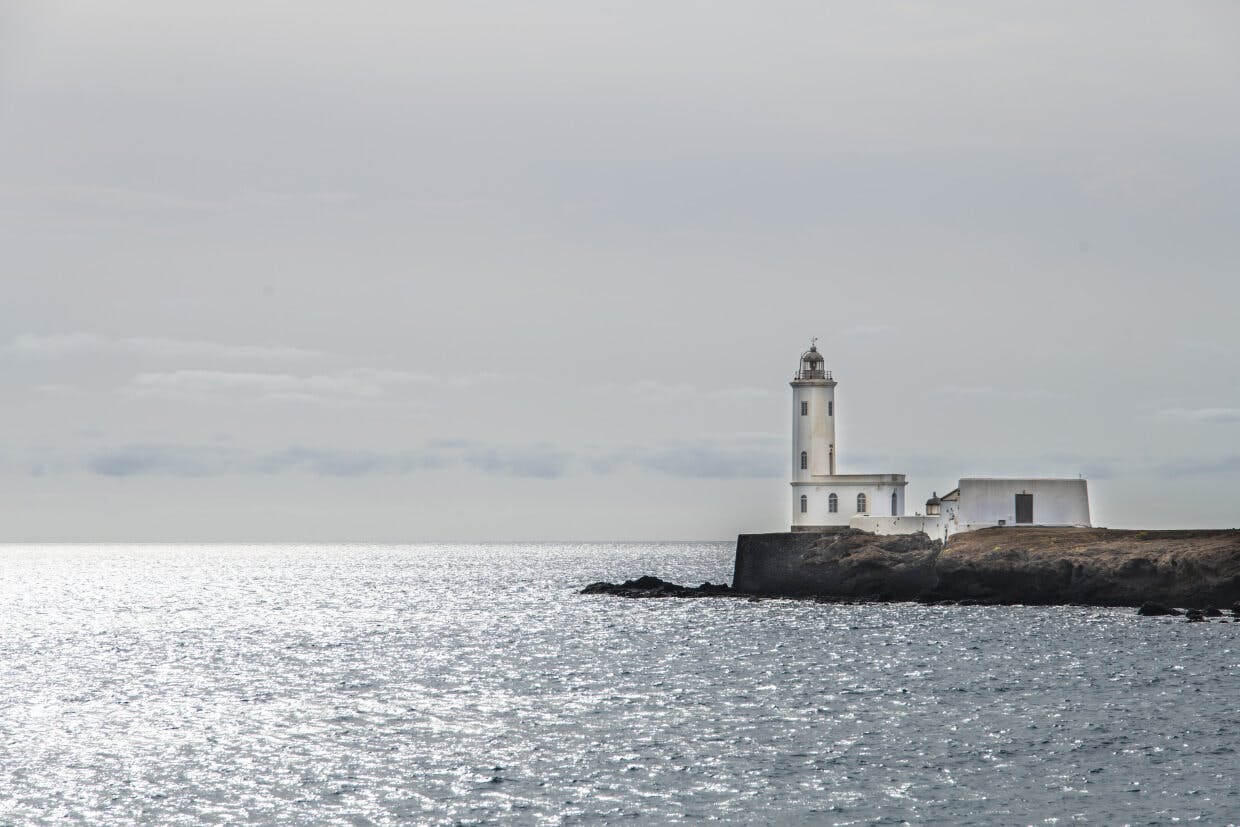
[789,344,1090,540]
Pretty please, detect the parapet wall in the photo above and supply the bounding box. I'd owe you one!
[850,514,950,542]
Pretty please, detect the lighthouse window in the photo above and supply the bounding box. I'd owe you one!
[891,491,898,516]
[800,401,808,416]
[856,493,867,513]
[800,451,807,470]
[828,493,838,513]
[828,401,833,416]
[799,494,808,514]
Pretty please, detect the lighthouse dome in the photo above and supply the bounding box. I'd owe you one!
[796,344,829,380]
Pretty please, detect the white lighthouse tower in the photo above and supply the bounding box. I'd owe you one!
[791,341,837,479]
[790,341,907,530]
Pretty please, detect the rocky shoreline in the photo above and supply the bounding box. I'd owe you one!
[581,577,1240,620]
[583,527,1240,614]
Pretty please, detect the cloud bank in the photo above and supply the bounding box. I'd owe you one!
[7,333,319,361]
[79,435,784,481]
[125,368,436,404]
[1160,408,1240,424]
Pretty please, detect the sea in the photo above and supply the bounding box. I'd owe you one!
[0,541,1235,826]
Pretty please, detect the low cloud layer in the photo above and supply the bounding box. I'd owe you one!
[125,368,436,404]
[86,441,569,479]
[626,436,784,479]
[6,332,530,406]
[591,381,775,404]
[7,333,319,361]
[1160,408,1240,424]
[76,435,785,481]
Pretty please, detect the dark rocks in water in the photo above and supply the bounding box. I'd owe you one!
[1204,605,1223,617]
[1137,602,1182,617]
[1185,608,1206,622]
[581,576,732,598]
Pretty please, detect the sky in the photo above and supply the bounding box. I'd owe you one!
[1,1,1238,541]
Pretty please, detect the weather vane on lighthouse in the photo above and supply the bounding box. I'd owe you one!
[810,337,818,349]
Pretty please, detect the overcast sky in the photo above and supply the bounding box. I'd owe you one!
[2,1,1238,541]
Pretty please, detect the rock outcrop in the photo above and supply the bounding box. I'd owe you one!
[581,576,732,598]
[732,527,1240,607]
[1137,601,1182,617]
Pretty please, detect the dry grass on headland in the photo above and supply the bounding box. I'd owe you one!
[940,526,1240,606]
[731,526,1240,608]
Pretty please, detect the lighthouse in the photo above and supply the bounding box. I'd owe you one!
[789,342,907,530]
[791,342,836,479]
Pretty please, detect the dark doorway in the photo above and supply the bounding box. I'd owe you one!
[1015,493,1033,524]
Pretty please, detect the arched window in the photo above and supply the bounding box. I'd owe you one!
[856,493,867,513]
[891,490,898,516]
[799,494,808,514]
[828,493,838,513]
[800,451,808,470]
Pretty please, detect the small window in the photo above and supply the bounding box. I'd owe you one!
[891,491,898,516]
[828,493,838,513]
[857,493,867,513]
[800,451,807,470]
[828,401,833,416]
[799,494,808,514]
[800,401,808,416]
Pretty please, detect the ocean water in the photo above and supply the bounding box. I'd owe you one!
[0,542,1236,826]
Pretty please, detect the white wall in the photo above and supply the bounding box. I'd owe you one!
[791,382,835,481]
[851,514,952,543]
[791,475,907,528]
[957,478,1090,526]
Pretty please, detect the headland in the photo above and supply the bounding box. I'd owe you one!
[584,527,1240,609]
[732,526,1240,607]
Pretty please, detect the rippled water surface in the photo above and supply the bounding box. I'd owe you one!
[1,543,1237,825]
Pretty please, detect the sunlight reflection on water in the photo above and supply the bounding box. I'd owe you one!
[0,542,1236,825]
